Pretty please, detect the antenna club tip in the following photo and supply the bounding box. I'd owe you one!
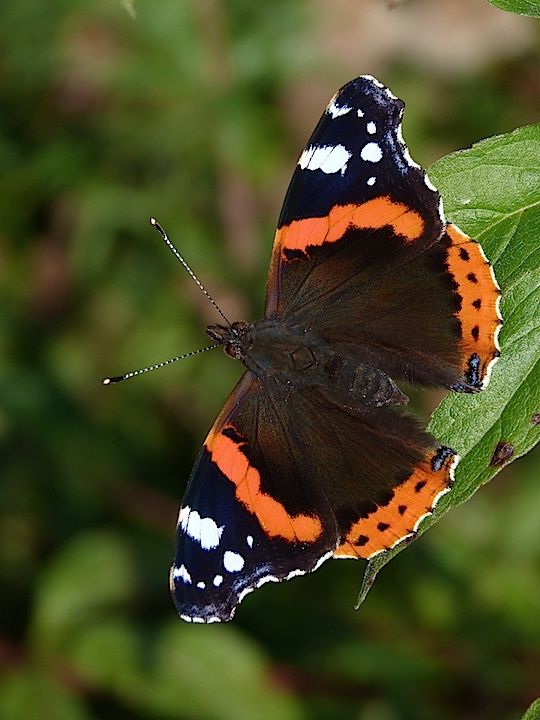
[102,378,111,385]
[150,217,157,226]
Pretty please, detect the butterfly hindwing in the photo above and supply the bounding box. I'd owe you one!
[171,371,457,622]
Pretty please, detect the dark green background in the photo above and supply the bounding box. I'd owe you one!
[1,1,539,719]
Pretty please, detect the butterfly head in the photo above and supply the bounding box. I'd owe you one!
[206,321,254,360]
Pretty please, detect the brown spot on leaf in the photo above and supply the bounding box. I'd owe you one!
[490,441,514,467]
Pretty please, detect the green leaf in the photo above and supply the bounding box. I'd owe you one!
[142,622,303,720]
[522,700,540,720]
[0,671,91,720]
[31,531,135,656]
[356,123,540,607]
[488,0,540,17]
[68,619,143,700]
[68,619,303,720]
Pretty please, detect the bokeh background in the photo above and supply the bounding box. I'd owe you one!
[1,1,539,718]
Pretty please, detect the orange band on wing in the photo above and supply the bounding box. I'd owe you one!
[445,224,501,384]
[206,426,323,543]
[333,448,456,559]
[276,196,425,257]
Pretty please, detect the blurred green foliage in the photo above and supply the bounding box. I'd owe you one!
[1,1,539,719]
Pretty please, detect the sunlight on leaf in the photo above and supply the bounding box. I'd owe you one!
[488,0,540,17]
[121,0,136,18]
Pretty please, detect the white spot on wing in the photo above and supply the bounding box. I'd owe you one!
[367,121,377,135]
[360,142,383,163]
[367,176,376,186]
[299,144,352,175]
[246,535,253,548]
[357,108,365,118]
[178,505,190,528]
[172,564,192,584]
[213,574,223,587]
[181,508,224,550]
[223,550,245,572]
[197,581,206,589]
[198,516,224,550]
[327,98,352,118]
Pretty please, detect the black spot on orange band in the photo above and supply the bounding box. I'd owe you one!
[444,224,501,389]
[333,446,456,559]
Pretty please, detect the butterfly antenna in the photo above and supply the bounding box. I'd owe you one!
[102,344,220,385]
[150,217,231,326]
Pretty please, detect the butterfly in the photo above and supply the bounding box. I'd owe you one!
[169,76,502,623]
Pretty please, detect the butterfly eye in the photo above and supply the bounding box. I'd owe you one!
[224,344,242,360]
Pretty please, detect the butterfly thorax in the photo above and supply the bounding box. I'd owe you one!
[207,319,407,408]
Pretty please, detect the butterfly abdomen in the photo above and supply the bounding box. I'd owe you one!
[318,353,408,408]
[245,321,407,408]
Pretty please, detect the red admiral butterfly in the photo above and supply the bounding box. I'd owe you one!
[164,76,501,623]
